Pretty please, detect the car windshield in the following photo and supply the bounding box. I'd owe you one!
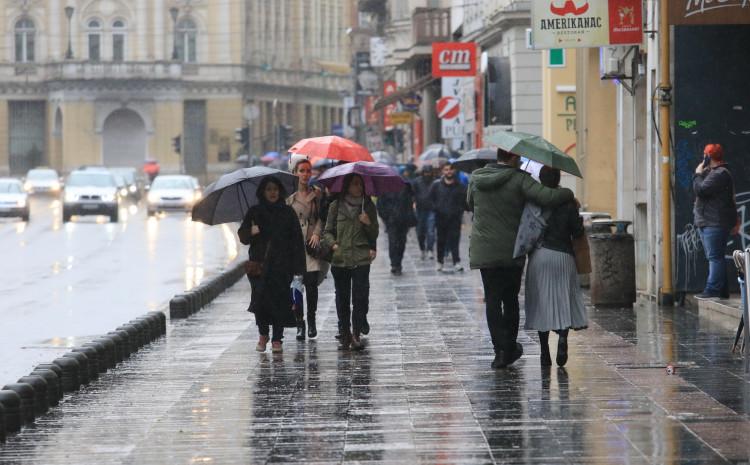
[66,172,116,187]
[27,169,57,180]
[152,178,193,189]
[111,169,136,184]
[0,181,22,193]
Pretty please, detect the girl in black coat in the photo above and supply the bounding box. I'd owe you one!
[238,177,306,353]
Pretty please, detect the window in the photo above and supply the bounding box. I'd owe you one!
[14,18,35,63]
[112,20,125,62]
[176,18,197,63]
[88,19,102,62]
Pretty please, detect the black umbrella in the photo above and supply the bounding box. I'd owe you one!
[191,167,298,225]
[452,148,497,172]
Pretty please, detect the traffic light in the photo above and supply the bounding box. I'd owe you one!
[235,127,250,152]
[277,124,293,151]
[172,135,181,154]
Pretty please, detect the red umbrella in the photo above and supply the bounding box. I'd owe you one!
[289,136,373,164]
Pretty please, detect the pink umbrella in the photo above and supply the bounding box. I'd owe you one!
[289,136,373,164]
[317,161,405,196]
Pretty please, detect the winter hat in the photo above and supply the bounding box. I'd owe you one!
[704,144,724,161]
[288,153,310,172]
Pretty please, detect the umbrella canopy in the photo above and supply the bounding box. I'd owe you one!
[371,151,395,165]
[452,148,496,172]
[486,130,582,177]
[418,143,453,166]
[191,167,298,225]
[289,136,373,163]
[317,161,405,196]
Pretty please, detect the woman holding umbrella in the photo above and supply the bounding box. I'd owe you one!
[321,173,379,350]
[238,177,306,353]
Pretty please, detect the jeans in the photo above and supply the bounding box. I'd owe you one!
[480,267,524,355]
[386,224,409,269]
[436,214,462,265]
[416,209,435,252]
[700,226,730,295]
[258,324,284,342]
[300,271,319,321]
[331,265,370,335]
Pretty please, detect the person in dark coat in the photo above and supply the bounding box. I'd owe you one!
[412,164,436,260]
[238,176,306,354]
[429,162,468,272]
[693,143,738,299]
[377,179,416,275]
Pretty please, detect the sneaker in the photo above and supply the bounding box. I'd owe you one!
[390,267,402,276]
[420,250,427,260]
[271,341,283,353]
[453,263,464,272]
[339,332,352,350]
[428,251,434,260]
[436,263,444,272]
[256,335,269,352]
[296,321,306,341]
[695,292,720,300]
[350,334,363,351]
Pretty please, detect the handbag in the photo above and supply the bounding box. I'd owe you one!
[572,233,592,274]
[245,234,271,278]
[304,196,325,259]
[513,203,549,259]
[316,201,339,263]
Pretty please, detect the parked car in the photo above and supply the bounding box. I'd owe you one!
[0,178,30,221]
[110,167,142,200]
[23,168,62,195]
[146,175,200,216]
[62,170,121,222]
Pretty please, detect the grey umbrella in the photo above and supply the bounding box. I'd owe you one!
[191,167,298,225]
[452,148,497,172]
[418,143,454,166]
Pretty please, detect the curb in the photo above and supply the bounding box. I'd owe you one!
[169,259,247,319]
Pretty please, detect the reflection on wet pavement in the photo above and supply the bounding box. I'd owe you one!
[0,230,748,464]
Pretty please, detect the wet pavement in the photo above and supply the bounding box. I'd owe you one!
[1,228,749,464]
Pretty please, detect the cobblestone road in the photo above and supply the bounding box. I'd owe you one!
[1,233,749,464]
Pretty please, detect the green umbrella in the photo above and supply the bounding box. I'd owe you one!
[486,130,582,178]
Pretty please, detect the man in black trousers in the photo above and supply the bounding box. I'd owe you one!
[429,162,468,272]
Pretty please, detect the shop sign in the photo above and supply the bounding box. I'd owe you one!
[440,77,471,139]
[390,112,414,125]
[669,0,750,25]
[383,81,397,130]
[432,42,477,78]
[399,93,422,112]
[531,0,643,49]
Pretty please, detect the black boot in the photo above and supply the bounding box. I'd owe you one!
[361,316,370,335]
[538,331,552,366]
[556,329,569,367]
[296,320,306,341]
[307,314,317,339]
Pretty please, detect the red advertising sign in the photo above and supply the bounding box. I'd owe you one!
[608,0,642,45]
[432,42,477,78]
[436,96,461,120]
[383,80,397,130]
[364,96,379,126]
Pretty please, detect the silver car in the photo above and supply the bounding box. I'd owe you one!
[146,175,201,216]
[24,168,62,195]
[0,178,30,221]
[62,170,121,222]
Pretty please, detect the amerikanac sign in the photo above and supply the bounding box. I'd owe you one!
[432,42,477,78]
[531,0,643,49]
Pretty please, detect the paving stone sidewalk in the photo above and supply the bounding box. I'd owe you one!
[1,233,749,464]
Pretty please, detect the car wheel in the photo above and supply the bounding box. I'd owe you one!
[62,208,72,223]
[109,209,119,223]
[21,210,30,222]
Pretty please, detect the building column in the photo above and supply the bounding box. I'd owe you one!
[153,0,165,60]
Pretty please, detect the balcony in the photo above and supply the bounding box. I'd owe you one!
[358,0,385,15]
[412,8,450,46]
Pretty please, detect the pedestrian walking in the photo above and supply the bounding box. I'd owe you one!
[238,176,306,354]
[287,156,324,340]
[413,165,436,260]
[321,174,379,350]
[429,162,468,272]
[694,143,738,299]
[523,166,587,367]
[468,149,574,369]
[377,175,417,275]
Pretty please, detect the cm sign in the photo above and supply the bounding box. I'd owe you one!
[432,42,477,78]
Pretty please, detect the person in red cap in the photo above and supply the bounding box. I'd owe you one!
[693,143,738,299]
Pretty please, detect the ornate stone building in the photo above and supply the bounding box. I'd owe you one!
[0,0,352,178]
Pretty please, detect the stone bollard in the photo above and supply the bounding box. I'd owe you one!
[30,369,61,407]
[0,390,21,433]
[106,331,130,361]
[52,357,81,392]
[17,376,48,416]
[2,384,35,425]
[134,316,159,341]
[116,324,142,350]
[170,294,190,319]
[71,347,100,381]
[148,311,167,335]
[34,363,63,380]
[89,338,117,369]
[129,319,153,344]
[80,341,109,373]
[62,352,90,386]
[0,401,5,442]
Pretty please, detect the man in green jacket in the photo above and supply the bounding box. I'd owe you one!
[468,149,574,369]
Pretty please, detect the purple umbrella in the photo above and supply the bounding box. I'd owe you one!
[317,161,405,196]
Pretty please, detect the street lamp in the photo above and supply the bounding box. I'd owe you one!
[64,6,74,59]
[169,7,179,60]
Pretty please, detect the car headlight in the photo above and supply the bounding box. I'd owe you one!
[24,182,32,192]
[193,192,202,202]
[101,193,115,202]
[129,185,137,193]
[64,191,77,202]
[50,181,61,192]
[17,198,27,207]
[119,188,128,197]
[148,192,160,204]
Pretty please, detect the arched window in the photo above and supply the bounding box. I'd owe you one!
[112,19,126,62]
[87,19,102,61]
[14,18,35,63]
[176,18,197,63]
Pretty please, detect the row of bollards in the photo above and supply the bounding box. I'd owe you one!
[0,311,166,442]
[169,260,247,319]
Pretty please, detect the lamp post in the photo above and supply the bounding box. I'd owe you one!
[64,6,74,59]
[169,7,179,60]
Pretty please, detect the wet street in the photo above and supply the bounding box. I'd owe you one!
[0,227,749,464]
[0,195,238,383]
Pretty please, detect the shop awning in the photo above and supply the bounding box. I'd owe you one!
[373,74,436,111]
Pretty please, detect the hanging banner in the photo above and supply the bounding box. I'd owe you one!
[531,0,643,49]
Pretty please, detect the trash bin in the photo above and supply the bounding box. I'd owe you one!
[589,219,636,307]
[578,212,612,288]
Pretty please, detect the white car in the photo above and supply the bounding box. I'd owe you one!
[24,168,62,195]
[0,178,30,221]
[147,175,201,216]
[62,170,121,222]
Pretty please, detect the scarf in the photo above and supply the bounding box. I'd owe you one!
[342,194,364,217]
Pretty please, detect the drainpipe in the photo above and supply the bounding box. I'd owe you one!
[658,0,674,306]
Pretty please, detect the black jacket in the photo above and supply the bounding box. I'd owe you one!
[541,199,584,256]
[428,177,467,218]
[693,164,736,229]
[412,176,435,211]
[377,184,417,228]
